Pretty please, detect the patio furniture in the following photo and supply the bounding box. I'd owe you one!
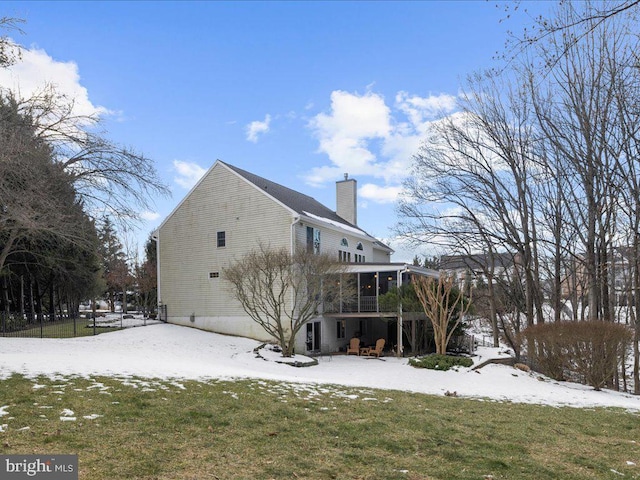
[347,337,360,355]
[367,338,385,357]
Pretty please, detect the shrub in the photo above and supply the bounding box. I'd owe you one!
[522,321,631,390]
[409,354,473,371]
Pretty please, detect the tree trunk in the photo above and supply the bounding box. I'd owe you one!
[19,275,24,320]
[49,274,56,323]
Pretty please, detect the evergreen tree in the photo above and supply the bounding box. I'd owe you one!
[135,234,157,316]
[98,218,130,312]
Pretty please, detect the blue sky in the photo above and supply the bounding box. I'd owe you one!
[1,1,552,262]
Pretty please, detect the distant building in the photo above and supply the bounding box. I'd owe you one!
[439,252,520,289]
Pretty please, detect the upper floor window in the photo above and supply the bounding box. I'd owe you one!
[217,231,226,248]
[340,238,349,247]
[339,250,353,262]
[356,242,364,251]
[307,226,320,254]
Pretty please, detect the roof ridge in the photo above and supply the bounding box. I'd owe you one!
[221,160,320,204]
[219,160,392,253]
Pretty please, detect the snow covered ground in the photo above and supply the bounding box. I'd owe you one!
[1,323,639,411]
[88,311,163,329]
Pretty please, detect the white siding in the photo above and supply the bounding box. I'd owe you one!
[293,219,384,263]
[158,162,294,335]
[372,246,392,263]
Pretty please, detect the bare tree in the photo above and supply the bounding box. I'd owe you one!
[0,95,93,272]
[0,17,169,226]
[412,274,472,355]
[223,244,354,357]
[529,4,629,323]
[397,4,640,383]
[503,0,640,69]
[398,68,545,333]
[8,85,170,227]
[607,25,640,392]
[0,17,24,68]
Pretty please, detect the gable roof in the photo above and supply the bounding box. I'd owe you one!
[158,159,393,253]
[222,161,355,228]
[221,161,392,252]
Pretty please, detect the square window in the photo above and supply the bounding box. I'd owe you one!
[217,231,226,248]
[209,272,220,279]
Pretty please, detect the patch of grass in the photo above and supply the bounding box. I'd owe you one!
[0,374,639,479]
[409,354,474,371]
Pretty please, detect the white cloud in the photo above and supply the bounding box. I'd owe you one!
[0,41,108,118]
[359,183,403,204]
[395,91,457,130]
[173,160,207,189]
[307,90,391,181]
[246,114,271,143]
[140,210,161,221]
[306,89,459,189]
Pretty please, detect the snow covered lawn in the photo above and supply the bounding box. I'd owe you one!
[0,323,638,411]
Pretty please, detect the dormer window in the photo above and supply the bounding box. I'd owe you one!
[340,238,349,247]
[356,242,363,251]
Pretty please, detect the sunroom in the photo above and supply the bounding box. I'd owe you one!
[318,263,439,356]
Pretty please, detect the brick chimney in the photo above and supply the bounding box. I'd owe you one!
[336,173,357,225]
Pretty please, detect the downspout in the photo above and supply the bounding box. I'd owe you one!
[396,267,406,357]
[290,216,301,255]
[375,271,380,313]
[290,216,302,351]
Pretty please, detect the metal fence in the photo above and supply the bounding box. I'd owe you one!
[0,312,161,339]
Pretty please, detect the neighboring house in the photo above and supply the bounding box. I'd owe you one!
[560,248,636,306]
[439,252,519,290]
[155,160,436,356]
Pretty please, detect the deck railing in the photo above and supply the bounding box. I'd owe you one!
[325,296,395,314]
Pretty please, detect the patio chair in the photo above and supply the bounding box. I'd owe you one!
[347,337,360,355]
[367,338,385,357]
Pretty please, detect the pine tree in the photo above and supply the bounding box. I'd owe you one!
[97,218,130,312]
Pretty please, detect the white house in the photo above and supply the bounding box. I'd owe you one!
[155,160,436,356]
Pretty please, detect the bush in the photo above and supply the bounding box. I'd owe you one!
[522,321,631,390]
[409,354,473,371]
